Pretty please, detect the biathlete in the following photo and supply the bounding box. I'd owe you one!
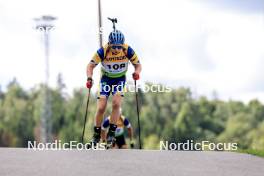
[86,28,142,148]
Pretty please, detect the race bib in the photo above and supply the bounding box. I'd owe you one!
[102,62,128,73]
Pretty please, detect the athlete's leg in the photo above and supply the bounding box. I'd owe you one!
[89,97,107,147]
[106,76,125,148]
[120,144,128,149]
[116,135,127,149]
[110,94,122,124]
[95,97,107,127]
[113,144,119,149]
[89,76,110,147]
[110,75,125,124]
[94,75,111,129]
[106,94,122,148]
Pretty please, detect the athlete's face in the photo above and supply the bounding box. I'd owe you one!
[110,44,123,55]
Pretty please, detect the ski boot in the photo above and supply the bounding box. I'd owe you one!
[86,127,101,149]
[106,134,116,149]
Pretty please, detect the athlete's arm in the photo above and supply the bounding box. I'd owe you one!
[87,47,103,78]
[86,63,96,78]
[127,46,142,76]
[133,63,142,75]
[86,62,96,78]
[124,117,133,140]
[127,126,133,141]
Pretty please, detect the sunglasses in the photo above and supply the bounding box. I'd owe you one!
[111,45,123,50]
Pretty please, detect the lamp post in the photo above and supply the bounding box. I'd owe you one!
[98,0,103,47]
[34,15,56,143]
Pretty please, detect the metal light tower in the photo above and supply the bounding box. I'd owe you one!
[34,15,56,143]
[98,0,103,47]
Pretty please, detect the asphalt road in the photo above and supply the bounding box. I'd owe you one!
[1,148,264,176]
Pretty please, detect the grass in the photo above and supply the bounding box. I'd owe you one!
[238,149,264,158]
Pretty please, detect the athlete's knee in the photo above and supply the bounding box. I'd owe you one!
[112,98,121,109]
[121,145,128,149]
[97,103,106,114]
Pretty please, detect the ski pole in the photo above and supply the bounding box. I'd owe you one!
[81,88,91,144]
[134,80,142,149]
[75,88,85,124]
